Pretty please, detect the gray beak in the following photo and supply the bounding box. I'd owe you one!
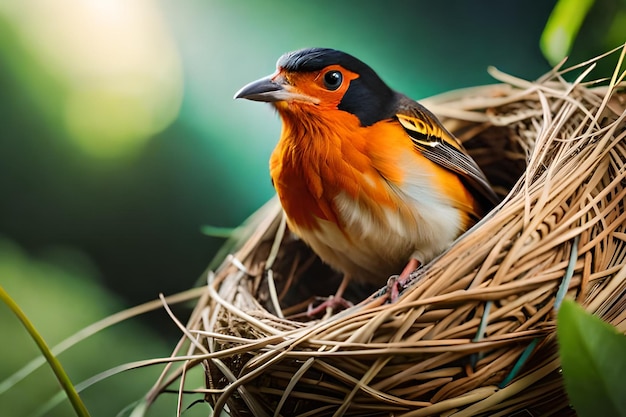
[234,76,285,102]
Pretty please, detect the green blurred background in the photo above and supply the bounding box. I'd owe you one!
[0,0,623,416]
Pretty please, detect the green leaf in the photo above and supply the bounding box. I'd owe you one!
[540,0,596,65]
[557,300,626,417]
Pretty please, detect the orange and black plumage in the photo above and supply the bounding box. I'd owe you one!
[235,47,498,304]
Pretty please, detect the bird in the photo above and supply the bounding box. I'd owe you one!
[234,47,498,312]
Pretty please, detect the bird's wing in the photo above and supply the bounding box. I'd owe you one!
[395,99,500,208]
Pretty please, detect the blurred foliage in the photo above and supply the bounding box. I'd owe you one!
[0,238,197,416]
[0,0,622,415]
[541,0,626,73]
[541,0,596,65]
[557,300,626,417]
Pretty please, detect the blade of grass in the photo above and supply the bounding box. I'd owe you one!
[0,284,91,417]
[0,286,204,395]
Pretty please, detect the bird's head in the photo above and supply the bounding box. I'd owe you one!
[235,47,397,126]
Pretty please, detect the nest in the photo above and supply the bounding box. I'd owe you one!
[151,47,626,416]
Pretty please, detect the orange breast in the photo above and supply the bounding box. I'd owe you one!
[270,106,401,231]
[269,104,481,237]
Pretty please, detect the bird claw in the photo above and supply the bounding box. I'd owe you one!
[386,274,404,302]
[307,295,353,317]
[385,259,423,302]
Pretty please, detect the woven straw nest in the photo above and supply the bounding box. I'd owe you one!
[152,47,626,416]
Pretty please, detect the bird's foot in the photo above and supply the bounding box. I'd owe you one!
[387,258,421,302]
[307,295,353,317]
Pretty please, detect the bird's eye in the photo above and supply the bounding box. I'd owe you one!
[323,70,343,90]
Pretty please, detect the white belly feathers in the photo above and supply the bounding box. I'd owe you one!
[297,179,463,284]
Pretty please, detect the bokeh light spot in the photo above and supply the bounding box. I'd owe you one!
[0,0,184,158]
